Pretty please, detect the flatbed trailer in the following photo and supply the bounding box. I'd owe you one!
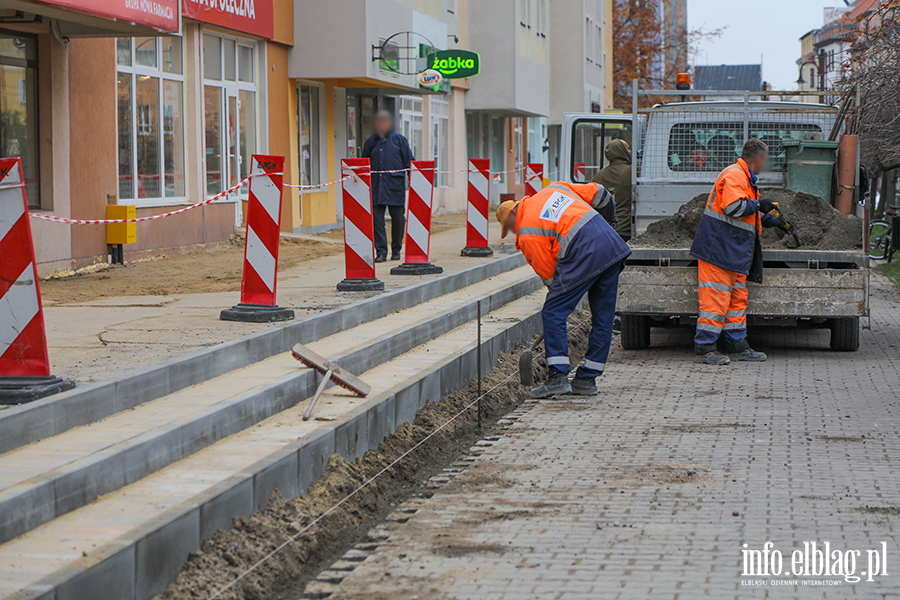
[617,248,868,352]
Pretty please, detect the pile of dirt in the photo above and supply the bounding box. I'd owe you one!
[630,188,863,251]
[155,316,592,600]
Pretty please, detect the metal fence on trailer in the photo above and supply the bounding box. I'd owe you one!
[629,86,850,188]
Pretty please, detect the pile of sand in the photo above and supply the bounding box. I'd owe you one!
[630,188,863,251]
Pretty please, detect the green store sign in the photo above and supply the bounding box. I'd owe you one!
[428,50,481,79]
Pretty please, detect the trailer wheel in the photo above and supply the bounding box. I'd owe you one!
[621,315,651,350]
[829,317,860,352]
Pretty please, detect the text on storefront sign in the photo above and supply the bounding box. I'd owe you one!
[183,0,274,38]
[428,50,481,79]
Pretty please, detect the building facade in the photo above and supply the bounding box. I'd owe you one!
[546,0,615,183]
[796,1,879,101]
[4,0,614,273]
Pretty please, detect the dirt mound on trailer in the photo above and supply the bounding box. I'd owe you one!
[155,316,592,600]
[630,188,863,251]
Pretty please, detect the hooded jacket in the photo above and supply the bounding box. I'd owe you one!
[592,139,632,239]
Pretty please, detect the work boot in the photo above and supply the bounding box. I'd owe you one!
[530,373,572,399]
[375,254,387,263]
[694,351,731,365]
[728,348,768,362]
[391,252,401,261]
[571,377,597,396]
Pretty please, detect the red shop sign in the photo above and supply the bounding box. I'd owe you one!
[34,0,179,32]
[183,0,274,39]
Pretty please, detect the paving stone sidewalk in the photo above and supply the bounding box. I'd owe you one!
[311,272,900,600]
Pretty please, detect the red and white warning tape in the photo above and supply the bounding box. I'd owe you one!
[27,164,558,226]
[28,177,253,225]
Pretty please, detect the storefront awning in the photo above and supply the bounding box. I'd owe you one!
[4,0,179,36]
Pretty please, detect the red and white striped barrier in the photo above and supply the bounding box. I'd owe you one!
[391,161,442,276]
[0,158,74,404]
[525,163,544,198]
[461,159,493,257]
[220,155,295,323]
[337,159,384,291]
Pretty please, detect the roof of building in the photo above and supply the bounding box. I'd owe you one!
[693,64,762,91]
[845,0,879,21]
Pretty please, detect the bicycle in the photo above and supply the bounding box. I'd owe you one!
[869,205,899,261]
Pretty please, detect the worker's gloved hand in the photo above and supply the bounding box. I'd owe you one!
[759,199,778,214]
[761,213,780,228]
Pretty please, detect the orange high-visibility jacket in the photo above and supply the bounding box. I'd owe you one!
[690,158,766,278]
[514,182,631,293]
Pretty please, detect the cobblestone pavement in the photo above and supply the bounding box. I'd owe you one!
[304,273,900,600]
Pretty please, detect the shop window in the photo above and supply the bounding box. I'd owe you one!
[116,36,185,202]
[0,34,39,208]
[298,85,321,187]
[203,33,257,198]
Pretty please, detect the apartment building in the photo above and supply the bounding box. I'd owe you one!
[546,0,615,182]
[796,0,879,101]
[3,0,614,271]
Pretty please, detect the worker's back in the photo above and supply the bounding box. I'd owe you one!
[516,182,631,295]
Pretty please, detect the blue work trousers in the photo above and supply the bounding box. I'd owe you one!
[542,260,621,379]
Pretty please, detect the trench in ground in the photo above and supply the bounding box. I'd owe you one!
[155,314,591,600]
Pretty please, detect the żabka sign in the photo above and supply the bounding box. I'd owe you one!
[183,0,274,39]
[36,0,178,32]
[429,50,481,79]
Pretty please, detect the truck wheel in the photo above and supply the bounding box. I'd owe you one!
[621,315,651,350]
[829,318,860,352]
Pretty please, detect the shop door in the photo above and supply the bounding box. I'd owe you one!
[225,90,250,225]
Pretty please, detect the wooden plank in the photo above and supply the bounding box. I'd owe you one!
[291,344,371,397]
[617,267,866,318]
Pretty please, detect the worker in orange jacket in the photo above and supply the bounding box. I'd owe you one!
[497,181,631,398]
[690,138,784,365]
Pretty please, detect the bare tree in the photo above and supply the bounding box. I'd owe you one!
[840,0,900,214]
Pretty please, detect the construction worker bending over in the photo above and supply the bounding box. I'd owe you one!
[690,138,782,365]
[496,182,631,398]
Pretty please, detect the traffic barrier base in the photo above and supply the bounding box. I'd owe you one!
[220,155,295,323]
[0,377,75,406]
[390,262,443,276]
[220,303,295,323]
[461,246,494,257]
[336,278,386,292]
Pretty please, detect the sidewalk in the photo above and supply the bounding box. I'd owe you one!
[314,272,900,599]
[39,220,511,384]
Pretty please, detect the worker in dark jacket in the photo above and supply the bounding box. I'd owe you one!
[496,182,631,399]
[592,139,633,240]
[362,111,414,262]
[690,138,784,365]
